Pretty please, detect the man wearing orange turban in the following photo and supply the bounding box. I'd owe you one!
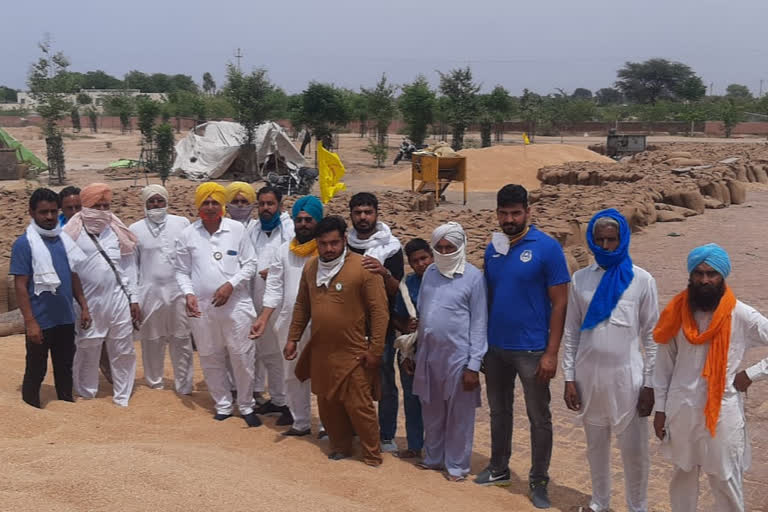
[653,244,768,512]
[175,182,261,426]
[63,182,139,407]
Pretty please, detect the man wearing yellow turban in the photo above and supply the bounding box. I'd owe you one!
[175,182,261,426]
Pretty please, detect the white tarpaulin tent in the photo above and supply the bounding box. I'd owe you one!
[172,121,306,180]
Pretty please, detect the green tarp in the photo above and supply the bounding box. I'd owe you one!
[109,159,139,169]
[0,127,47,170]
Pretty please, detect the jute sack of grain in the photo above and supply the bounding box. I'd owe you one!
[0,264,9,314]
[0,309,24,337]
[664,158,704,167]
[6,275,17,311]
[667,151,693,159]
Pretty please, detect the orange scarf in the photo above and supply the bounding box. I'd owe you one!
[290,238,318,258]
[653,286,736,437]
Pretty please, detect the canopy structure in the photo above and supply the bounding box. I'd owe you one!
[0,127,47,170]
[172,121,306,181]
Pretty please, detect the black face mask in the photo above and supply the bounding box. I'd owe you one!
[688,279,726,311]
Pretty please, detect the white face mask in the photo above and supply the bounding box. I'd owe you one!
[146,207,168,224]
[433,248,466,279]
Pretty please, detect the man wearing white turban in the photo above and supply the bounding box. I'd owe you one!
[413,222,488,481]
[129,185,194,394]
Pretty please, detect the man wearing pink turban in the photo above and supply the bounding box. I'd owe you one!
[63,183,139,407]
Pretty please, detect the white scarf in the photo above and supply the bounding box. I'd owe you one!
[146,208,168,237]
[316,248,347,288]
[347,222,401,263]
[25,221,79,296]
[431,222,467,279]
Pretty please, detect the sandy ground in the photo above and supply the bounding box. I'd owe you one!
[2,192,768,511]
[2,127,768,511]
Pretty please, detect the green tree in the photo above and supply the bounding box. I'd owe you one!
[677,101,711,136]
[616,58,702,104]
[361,74,397,147]
[27,37,73,183]
[0,86,18,103]
[124,70,152,91]
[224,65,278,145]
[725,83,753,101]
[104,93,135,134]
[286,93,305,136]
[154,122,175,185]
[136,96,161,169]
[484,85,516,142]
[203,94,236,119]
[76,92,92,105]
[476,98,493,147]
[399,75,435,145]
[717,98,745,138]
[676,76,707,103]
[637,101,672,131]
[571,88,593,100]
[77,70,123,89]
[519,88,543,141]
[438,66,480,150]
[202,72,217,95]
[86,107,98,133]
[595,87,623,106]
[300,82,351,149]
[432,96,450,140]
[347,91,369,138]
[70,106,81,133]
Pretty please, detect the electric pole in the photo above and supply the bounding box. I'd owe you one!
[234,48,243,72]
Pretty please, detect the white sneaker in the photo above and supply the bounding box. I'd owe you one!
[381,439,398,452]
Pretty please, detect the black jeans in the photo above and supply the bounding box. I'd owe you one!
[22,323,76,408]
[484,344,552,483]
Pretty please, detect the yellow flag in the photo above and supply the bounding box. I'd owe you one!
[522,132,531,145]
[317,142,347,204]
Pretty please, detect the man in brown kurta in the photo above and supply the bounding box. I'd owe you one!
[285,215,389,466]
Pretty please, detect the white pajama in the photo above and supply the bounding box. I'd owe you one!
[669,464,743,512]
[130,216,194,394]
[72,225,137,407]
[263,241,314,430]
[654,301,768,512]
[175,218,258,416]
[584,414,649,512]
[249,214,293,405]
[562,264,659,512]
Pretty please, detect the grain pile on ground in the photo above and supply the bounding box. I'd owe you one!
[375,144,615,192]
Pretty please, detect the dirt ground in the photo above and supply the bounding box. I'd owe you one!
[1,127,768,511]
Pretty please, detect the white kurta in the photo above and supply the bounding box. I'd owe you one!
[130,215,193,393]
[249,212,294,403]
[562,264,659,432]
[654,301,768,482]
[263,240,314,429]
[175,218,258,415]
[71,225,138,406]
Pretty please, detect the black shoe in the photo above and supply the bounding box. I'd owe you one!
[282,427,311,437]
[243,412,262,427]
[255,400,284,415]
[317,428,328,440]
[275,408,294,426]
[213,413,232,421]
[529,480,550,509]
[327,452,348,461]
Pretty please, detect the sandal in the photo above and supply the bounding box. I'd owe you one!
[415,462,441,471]
[445,474,466,482]
[394,449,422,459]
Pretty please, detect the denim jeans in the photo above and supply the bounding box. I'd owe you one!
[484,344,552,483]
[399,365,424,451]
[378,333,399,440]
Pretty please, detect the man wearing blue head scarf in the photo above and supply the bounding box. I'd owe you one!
[653,243,768,512]
[561,209,660,512]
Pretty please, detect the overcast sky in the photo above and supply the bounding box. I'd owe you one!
[2,0,766,96]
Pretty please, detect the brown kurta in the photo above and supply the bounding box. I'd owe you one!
[288,251,389,465]
[290,251,389,399]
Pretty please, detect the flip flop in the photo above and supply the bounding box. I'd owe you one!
[445,474,466,482]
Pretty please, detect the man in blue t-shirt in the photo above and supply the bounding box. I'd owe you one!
[390,237,433,459]
[10,188,91,408]
[475,184,570,510]
[58,186,81,227]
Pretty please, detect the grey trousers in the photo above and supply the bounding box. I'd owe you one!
[484,344,552,482]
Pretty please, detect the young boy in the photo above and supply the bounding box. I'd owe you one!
[391,238,433,459]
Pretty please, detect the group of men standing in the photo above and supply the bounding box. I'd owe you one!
[11,179,768,512]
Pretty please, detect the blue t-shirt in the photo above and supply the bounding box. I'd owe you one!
[393,272,422,319]
[484,226,570,351]
[58,213,68,226]
[10,233,75,329]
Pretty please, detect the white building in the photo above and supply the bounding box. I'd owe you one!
[7,89,166,113]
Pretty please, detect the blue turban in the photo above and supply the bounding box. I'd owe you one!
[292,195,323,222]
[687,243,731,278]
[581,209,635,331]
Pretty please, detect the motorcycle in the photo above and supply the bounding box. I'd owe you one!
[265,166,319,197]
[393,139,427,165]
